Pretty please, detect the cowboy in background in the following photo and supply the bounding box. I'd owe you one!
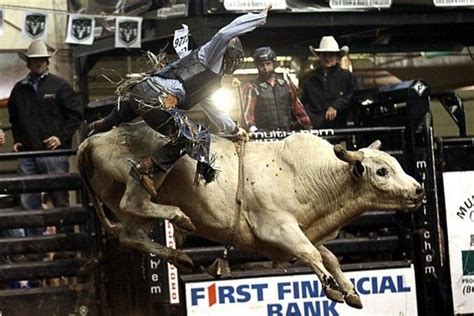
[300,36,358,129]
[7,40,83,238]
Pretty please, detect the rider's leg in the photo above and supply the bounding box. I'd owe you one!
[129,141,186,197]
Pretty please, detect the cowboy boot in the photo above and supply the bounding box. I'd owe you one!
[128,157,159,197]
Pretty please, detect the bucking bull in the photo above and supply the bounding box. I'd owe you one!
[77,122,424,309]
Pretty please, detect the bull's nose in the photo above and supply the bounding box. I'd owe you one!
[415,186,424,196]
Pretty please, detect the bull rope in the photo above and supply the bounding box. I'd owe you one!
[226,140,246,254]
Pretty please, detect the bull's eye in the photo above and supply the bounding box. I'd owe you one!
[376,167,388,177]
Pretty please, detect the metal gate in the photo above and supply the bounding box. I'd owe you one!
[0,149,103,316]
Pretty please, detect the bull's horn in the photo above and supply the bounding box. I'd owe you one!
[334,144,364,164]
[367,140,382,150]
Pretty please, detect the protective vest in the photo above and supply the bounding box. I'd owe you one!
[157,50,222,109]
[253,77,293,130]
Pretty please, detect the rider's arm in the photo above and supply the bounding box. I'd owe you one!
[198,10,269,74]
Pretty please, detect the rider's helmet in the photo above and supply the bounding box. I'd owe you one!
[223,37,244,74]
[253,46,277,66]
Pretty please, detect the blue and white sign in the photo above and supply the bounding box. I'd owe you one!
[443,171,474,314]
[185,266,417,315]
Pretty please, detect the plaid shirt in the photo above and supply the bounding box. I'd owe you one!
[244,74,311,129]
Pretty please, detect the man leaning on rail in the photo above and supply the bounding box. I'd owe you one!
[88,4,273,198]
[7,40,83,237]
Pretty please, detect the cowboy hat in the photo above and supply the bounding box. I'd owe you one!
[18,40,56,61]
[309,36,349,56]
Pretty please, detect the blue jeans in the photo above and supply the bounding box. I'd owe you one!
[8,156,70,237]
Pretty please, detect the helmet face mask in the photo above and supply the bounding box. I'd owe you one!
[223,37,244,74]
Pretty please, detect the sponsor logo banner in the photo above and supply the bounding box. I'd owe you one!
[434,0,474,7]
[23,12,47,40]
[186,266,417,315]
[65,14,95,45]
[115,16,142,48]
[224,0,287,11]
[443,171,474,314]
[329,0,391,8]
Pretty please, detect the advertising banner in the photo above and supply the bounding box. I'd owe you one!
[443,171,474,314]
[156,0,189,19]
[330,0,391,8]
[223,0,288,11]
[434,0,474,6]
[186,265,418,315]
[147,220,180,303]
[65,14,95,45]
[115,16,142,48]
[22,12,47,41]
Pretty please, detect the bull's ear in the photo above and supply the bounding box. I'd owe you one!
[368,140,382,150]
[352,161,365,178]
[334,144,364,163]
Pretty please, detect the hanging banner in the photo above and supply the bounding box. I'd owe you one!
[443,171,474,314]
[0,10,3,36]
[329,0,391,9]
[156,0,189,19]
[434,0,474,6]
[65,14,95,45]
[223,0,287,11]
[22,12,47,40]
[115,16,142,48]
[186,265,418,315]
[173,24,189,58]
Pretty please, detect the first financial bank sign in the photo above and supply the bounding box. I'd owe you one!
[185,266,418,316]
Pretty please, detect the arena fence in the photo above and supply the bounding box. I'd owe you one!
[0,149,103,316]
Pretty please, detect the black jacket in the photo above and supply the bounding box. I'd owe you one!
[8,73,83,150]
[301,64,357,129]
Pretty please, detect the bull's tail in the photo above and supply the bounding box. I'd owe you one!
[77,138,122,236]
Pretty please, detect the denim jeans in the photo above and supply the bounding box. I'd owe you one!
[7,156,70,237]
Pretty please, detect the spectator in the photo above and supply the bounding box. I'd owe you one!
[244,47,311,132]
[7,40,83,236]
[88,5,272,198]
[301,36,358,129]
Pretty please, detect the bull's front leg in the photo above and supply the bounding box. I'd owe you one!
[249,215,344,303]
[120,177,196,232]
[317,245,362,309]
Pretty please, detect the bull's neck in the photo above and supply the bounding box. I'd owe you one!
[296,160,368,241]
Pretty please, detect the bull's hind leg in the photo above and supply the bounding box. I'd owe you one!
[118,219,193,269]
[250,215,344,303]
[119,177,196,232]
[317,245,362,309]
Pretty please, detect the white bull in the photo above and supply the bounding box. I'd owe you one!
[77,122,423,309]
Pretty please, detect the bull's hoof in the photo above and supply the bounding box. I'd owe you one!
[344,292,363,309]
[323,285,345,303]
[173,252,194,271]
[108,224,123,237]
[172,215,196,233]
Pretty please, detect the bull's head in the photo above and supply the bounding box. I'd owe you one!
[334,140,424,210]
